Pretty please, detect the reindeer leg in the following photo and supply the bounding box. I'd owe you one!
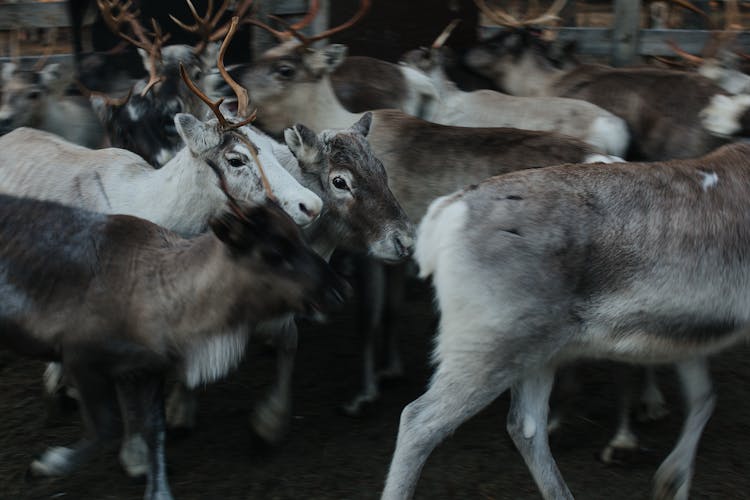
[118,376,173,500]
[638,366,669,422]
[653,357,714,500]
[165,381,198,432]
[342,258,385,416]
[600,364,639,464]
[381,351,510,500]
[378,263,405,382]
[507,368,574,500]
[30,363,121,477]
[250,317,297,444]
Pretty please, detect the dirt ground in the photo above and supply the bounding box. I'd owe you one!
[1,277,750,500]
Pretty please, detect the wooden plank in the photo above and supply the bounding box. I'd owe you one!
[479,27,750,57]
[0,1,86,30]
[611,0,641,65]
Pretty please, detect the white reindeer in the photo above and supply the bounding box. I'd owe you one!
[383,142,750,500]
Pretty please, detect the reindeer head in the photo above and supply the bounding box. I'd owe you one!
[284,113,415,263]
[210,199,346,318]
[88,44,212,167]
[207,151,346,319]
[462,0,577,94]
[177,16,323,226]
[0,62,66,135]
[400,19,461,75]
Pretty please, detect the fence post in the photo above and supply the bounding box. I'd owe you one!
[611,0,641,66]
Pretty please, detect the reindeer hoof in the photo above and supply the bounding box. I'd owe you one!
[637,400,669,422]
[29,447,76,477]
[119,435,149,479]
[250,396,289,445]
[340,389,380,417]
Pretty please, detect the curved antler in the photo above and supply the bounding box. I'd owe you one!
[474,0,566,28]
[96,0,171,96]
[666,39,705,65]
[178,18,255,130]
[432,19,461,49]
[249,0,370,47]
[474,0,523,29]
[305,0,371,43]
[522,0,566,26]
[218,16,251,118]
[76,80,134,107]
[667,0,743,64]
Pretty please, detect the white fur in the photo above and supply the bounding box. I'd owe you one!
[0,124,321,234]
[399,65,440,119]
[584,153,624,164]
[585,115,630,157]
[415,195,468,279]
[399,58,630,156]
[698,170,718,190]
[700,94,750,137]
[182,326,249,388]
[523,415,537,439]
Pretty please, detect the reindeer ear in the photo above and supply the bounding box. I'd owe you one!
[175,113,222,154]
[284,123,323,170]
[137,48,150,73]
[308,44,348,75]
[351,112,372,137]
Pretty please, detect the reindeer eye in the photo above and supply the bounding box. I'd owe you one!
[228,157,245,168]
[276,64,296,79]
[332,176,349,190]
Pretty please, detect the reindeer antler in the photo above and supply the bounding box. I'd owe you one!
[178,17,256,128]
[667,0,743,65]
[474,0,565,29]
[96,0,171,96]
[170,0,255,54]
[432,19,461,49]
[76,80,134,107]
[249,0,369,47]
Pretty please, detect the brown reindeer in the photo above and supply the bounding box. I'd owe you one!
[0,169,346,500]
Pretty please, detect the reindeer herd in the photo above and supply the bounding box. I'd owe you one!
[2,0,750,498]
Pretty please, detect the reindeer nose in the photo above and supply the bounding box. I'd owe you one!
[299,197,322,220]
[394,234,414,259]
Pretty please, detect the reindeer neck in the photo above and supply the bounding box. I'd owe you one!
[426,65,458,99]
[124,148,223,237]
[502,53,565,97]
[136,236,255,339]
[261,76,363,135]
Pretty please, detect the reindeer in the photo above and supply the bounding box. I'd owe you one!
[243,0,439,117]
[0,57,105,148]
[383,141,750,500]
[0,18,325,475]
[397,21,629,156]
[463,0,746,161]
[86,0,254,166]
[163,70,415,446]
[240,1,621,416]
[0,175,346,500]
